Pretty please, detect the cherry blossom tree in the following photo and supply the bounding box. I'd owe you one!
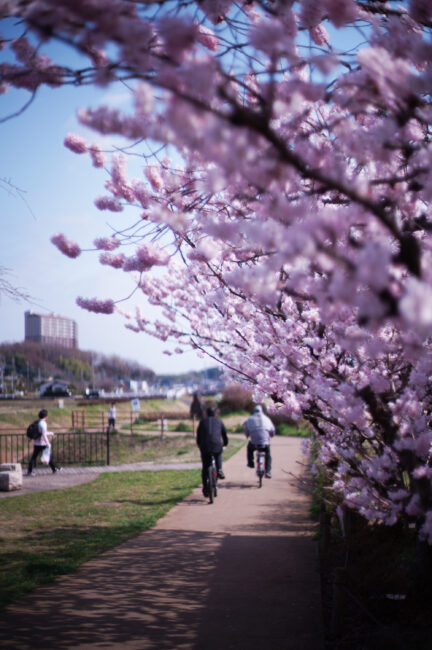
[3,0,432,541]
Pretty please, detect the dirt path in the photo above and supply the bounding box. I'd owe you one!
[0,437,323,649]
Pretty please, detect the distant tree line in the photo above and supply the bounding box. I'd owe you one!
[0,342,155,393]
[158,367,222,385]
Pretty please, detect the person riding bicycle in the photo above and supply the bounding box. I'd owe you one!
[197,406,228,497]
[243,405,275,479]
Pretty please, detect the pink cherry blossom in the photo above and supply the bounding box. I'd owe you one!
[11,37,35,64]
[158,16,197,62]
[51,233,81,258]
[299,0,324,28]
[76,296,115,314]
[249,18,297,59]
[409,0,432,23]
[196,24,219,52]
[309,25,329,47]
[94,196,123,212]
[93,237,120,251]
[99,252,125,268]
[122,243,169,272]
[144,166,163,192]
[324,0,358,27]
[89,144,106,168]
[64,133,88,154]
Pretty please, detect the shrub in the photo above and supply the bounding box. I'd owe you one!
[174,421,193,433]
[276,423,310,437]
[218,383,254,414]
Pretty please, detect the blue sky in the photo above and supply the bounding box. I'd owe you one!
[0,54,211,376]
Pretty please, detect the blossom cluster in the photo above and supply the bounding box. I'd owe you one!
[51,233,81,259]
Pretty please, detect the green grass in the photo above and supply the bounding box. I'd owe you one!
[0,398,190,432]
[275,423,310,437]
[220,409,250,418]
[0,469,201,610]
[108,432,244,464]
[109,433,199,464]
[230,423,245,434]
[172,420,194,432]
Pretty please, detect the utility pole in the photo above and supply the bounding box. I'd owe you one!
[0,357,4,394]
[11,357,15,396]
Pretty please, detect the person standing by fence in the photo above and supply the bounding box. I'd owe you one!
[107,402,116,433]
[190,392,206,436]
[190,392,206,421]
[27,409,62,476]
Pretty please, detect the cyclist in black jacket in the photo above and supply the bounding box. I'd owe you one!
[197,407,228,496]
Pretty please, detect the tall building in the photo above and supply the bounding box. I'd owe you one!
[24,311,78,349]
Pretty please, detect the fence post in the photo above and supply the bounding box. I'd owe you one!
[319,501,330,557]
[158,415,166,439]
[330,567,347,638]
[106,429,110,466]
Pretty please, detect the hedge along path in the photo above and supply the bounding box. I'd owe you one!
[0,437,323,650]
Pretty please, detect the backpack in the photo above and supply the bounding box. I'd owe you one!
[26,420,40,440]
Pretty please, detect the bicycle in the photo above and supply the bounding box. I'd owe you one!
[256,447,266,488]
[206,454,218,503]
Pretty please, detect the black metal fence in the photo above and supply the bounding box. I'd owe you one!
[0,431,109,467]
[71,409,191,433]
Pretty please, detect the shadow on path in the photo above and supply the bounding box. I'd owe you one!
[0,437,323,650]
[0,529,223,649]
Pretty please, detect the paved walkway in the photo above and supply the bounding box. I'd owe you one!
[0,437,323,649]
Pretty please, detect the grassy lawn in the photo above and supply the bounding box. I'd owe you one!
[109,432,245,464]
[0,398,190,432]
[110,433,200,464]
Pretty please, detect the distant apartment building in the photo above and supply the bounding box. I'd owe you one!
[24,311,78,349]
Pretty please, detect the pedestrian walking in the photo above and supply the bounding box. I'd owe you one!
[190,392,206,421]
[27,409,62,476]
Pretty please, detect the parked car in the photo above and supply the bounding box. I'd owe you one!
[84,389,100,399]
[40,384,72,397]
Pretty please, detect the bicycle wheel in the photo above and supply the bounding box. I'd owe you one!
[207,464,214,503]
[257,452,265,488]
[213,465,218,497]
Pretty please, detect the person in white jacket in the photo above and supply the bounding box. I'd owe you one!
[27,409,62,476]
[243,405,275,478]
